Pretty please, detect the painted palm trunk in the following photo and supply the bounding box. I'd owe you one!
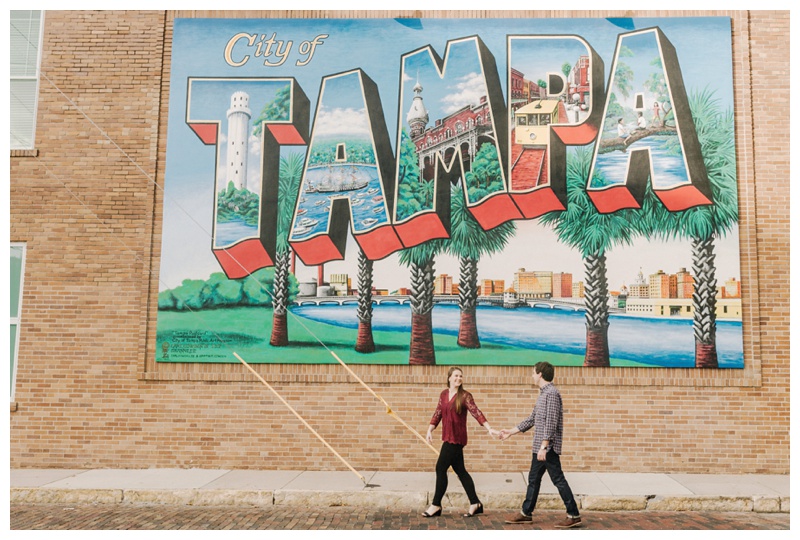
[409,256,436,365]
[457,256,480,349]
[692,235,718,368]
[355,249,375,353]
[269,249,290,347]
[584,252,610,367]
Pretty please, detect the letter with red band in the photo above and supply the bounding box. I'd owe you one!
[186,78,309,278]
[290,70,402,266]
[587,28,712,214]
[508,36,605,219]
[395,37,520,246]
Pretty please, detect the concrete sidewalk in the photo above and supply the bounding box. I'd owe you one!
[10,469,789,513]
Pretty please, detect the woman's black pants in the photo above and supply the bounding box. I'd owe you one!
[432,441,480,506]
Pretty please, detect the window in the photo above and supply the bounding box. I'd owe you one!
[10,10,43,150]
[10,244,26,400]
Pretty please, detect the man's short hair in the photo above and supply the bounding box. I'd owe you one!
[534,361,554,382]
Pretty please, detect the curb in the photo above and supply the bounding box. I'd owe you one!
[10,488,790,513]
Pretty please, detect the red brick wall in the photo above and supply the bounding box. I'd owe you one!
[10,10,789,474]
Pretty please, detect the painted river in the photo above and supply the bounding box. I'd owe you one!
[293,303,744,368]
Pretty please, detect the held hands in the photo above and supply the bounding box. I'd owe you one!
[498,429,513,441]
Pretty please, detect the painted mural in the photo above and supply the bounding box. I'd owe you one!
[157,17,743,368]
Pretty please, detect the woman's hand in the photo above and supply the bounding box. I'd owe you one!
[426,428,434,444]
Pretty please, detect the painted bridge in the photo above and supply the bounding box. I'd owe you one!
[292,295,605,312]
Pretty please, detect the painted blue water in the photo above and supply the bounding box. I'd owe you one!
[293,303,744,368]
[593,137,689,189]
[215,219,258,247]
[291,164,388,239]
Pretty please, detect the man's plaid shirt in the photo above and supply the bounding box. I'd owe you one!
[516,382,564,454]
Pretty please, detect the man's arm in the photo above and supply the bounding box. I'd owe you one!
[498,426,520,440]
[499,406,536,440]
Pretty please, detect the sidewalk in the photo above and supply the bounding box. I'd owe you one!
[10,469,790,513]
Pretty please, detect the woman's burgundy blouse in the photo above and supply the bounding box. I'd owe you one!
[429,389,487,446]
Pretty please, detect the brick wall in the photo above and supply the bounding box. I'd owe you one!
[10,10,789,474]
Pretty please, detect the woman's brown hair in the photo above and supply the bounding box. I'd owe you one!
[447,366,466,414]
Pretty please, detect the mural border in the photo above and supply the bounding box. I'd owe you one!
[141,9,761,388]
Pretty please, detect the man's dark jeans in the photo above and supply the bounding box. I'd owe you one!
[522,450,580,517]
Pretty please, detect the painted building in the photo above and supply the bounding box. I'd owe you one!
[649,270,672,299]
[723,277,742,298]
[329,273,351,296]
[433,273,454,295]
[406,81,493,181]
[625,297,742,319]
[480,279,505,296]
[629,268,650,298]
[572,281,585,298]
[513,268,553,298]
[676,267,694,299]
[568,54,591,104]
[551,272,573,298]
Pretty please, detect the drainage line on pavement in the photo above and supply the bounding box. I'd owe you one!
[234,352,367,484]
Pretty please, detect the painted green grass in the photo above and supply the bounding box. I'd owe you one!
[155,306,647,367]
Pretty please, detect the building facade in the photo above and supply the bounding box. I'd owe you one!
[513,268,553,299]
[406,82,494,181]
[9,10,789,476]
[433,274,454,295]
[551,272,573,298]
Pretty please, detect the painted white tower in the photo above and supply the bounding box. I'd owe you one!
[226,91,251,190]
[406,80,429,138]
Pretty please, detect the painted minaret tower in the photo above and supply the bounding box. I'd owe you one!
[226,91,251,191]
[406,80,429,138]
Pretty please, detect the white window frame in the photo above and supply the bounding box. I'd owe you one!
[10,243,27,401]
[10,10,44,150]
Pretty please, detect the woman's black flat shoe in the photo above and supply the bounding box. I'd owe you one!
[422,508,442,518]
[463,503,483,517]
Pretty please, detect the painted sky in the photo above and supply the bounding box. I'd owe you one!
[313,71,372,139]
[160,17,738,293]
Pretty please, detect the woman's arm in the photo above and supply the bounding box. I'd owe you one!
[427,392,444,443]
[464,393,498,437]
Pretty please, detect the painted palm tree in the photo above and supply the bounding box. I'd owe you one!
[399,238,447,365]
[354,247,375,353]
[448,184,516,349]
[640,89,737,367]
[562,61,572,81]
[269,152,304,346]
[540,147,638,367]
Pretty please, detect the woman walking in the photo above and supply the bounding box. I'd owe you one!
[422,367,497,518]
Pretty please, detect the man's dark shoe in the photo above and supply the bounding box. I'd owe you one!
[504,513,533,524]
[555,516,582,528]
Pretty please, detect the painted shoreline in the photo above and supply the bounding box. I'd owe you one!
[156,306,657,367]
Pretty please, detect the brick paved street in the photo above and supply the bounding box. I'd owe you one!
[10,504,790,530]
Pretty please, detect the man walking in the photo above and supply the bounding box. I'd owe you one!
[500,361,582,528]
